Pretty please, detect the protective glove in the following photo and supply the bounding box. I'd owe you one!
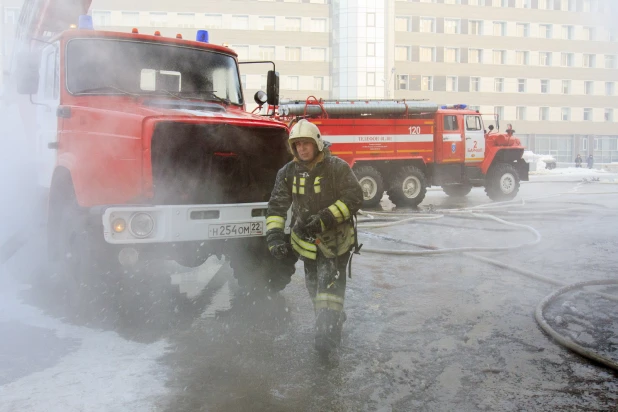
[267,231,288,260]
[302,209,338,237]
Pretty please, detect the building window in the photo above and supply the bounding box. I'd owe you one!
[494,78,504,92]
[582,138,588,151]
[562,80,571,94]
[517,79,526,92]
[492,50,505,65]
[469,20,482,35]
[445,0,461,3]
[310,48,326,61]
[4,7,19,24]
[583,108,593,121]
[446,76,458,92]
[562,25,574,40]
[541,79,549,93]
[495,106,504,120]
[605,55,615,69]
[606,82,615,96]
[539,52,551,66]
[539,24,552,39]
[285,47,301,61]
[445,48,459,63]
[605,109,614,122]
[561,53,574,67]
[310,18,326,32]
[492,0,508,6]
[149,12,168,27]
[177,13,195,28]
[314,77,325,90]
[395,17,410,31]
[120,12,140,26]
[395,46,410,61]
[367,43,376,57]
[583,54,596,68]
[397,75,409,90]
[232,15,249,30]
[583,27,595,41]
[284,17,301,31]
[287,76,299,90]
[516,23,529,37]
[561,107,571,121]
[538,0,551,9]
[493,22,506,36]
[420,47,435,62]
[469,49,483,63]
[421,76,433,91]
[516,107,527,120]
[516,0,531,7]
[539,107,549,121]
[367,72,376,86]
[205,14,223,29]
[420,17,435,33]
[470,77,480,92]
[516,51,529,65]
[232,45,249,60]
[585,81,594,95]
[445,19,460,34]
[259,16,276,30]
[92,11,112,26]
[367,13,376,27]
[259,46,275,60]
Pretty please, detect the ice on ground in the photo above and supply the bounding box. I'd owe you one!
[0,273,170,412]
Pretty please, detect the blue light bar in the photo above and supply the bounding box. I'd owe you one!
[78,15,94,30]
[196,30,209,43]
[441,104,468,110]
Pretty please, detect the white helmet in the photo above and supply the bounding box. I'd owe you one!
[289,119,324,153]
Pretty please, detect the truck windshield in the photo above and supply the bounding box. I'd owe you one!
[66,38,243,105]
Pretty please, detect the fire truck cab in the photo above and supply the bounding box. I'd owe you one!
[279,98,529,208]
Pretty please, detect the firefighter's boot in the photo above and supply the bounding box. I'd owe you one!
[314,309,345,354]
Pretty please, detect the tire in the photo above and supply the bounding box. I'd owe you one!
[228,237,297,293]
[484,163,521,201]
[442,184,473,197]
[387,166,427,207]
[54,197,121,310]
[353,165,384,208]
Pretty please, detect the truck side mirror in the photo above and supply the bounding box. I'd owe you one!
[266,70,279,106]
[16,51,40,95]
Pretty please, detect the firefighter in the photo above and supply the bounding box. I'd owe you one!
[266,119,363,354]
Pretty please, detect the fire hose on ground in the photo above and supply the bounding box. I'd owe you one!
[356,189,618,371]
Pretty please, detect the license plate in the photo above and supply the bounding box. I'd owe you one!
[208,222,264,239]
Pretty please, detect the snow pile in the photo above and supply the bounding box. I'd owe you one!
[531,167,608,176]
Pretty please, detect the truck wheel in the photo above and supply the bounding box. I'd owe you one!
[55,201,120,309]
[442,184,472,197]
[353,166,384,208]
[387,166,427,207]
[228,238,297,293]
[484,163,521,201]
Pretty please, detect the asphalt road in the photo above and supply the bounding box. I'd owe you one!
[1,177,617,411]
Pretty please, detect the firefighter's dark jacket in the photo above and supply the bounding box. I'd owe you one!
[267,146,363,235]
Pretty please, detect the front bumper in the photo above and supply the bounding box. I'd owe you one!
[101,202,270,245]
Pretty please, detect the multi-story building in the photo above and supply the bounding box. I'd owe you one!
[1,0,617,162]
[394,0,618,163]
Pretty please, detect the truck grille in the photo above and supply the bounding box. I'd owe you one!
[151,122,290,205]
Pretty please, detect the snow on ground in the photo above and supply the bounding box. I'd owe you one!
[530,166,609,176]
[0,272,170,412]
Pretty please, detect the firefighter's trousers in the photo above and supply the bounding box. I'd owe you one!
[303,250,350,348]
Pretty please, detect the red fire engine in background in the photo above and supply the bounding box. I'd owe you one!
[278,97,529,207]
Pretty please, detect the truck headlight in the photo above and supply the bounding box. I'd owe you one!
[112,218,126,233]
[129,212,155,238]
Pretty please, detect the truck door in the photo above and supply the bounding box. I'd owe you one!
[464,114,485,164]
[438,114,464,163]
[36,44,60,189]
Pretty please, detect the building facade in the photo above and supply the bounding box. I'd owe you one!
[1,0,617,162]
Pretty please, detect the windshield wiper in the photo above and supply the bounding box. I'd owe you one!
[73,85,137,96]
[165,90,232,106]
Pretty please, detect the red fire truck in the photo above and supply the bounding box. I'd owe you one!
[279,98,529,207]
[4,0,296,293]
